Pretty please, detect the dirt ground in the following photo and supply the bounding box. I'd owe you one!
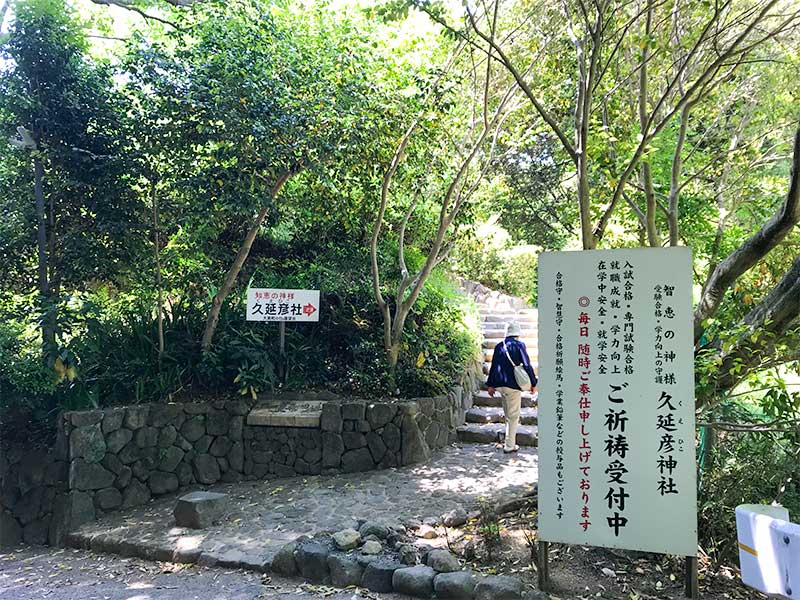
[444,498,769,600]
[0,546,406,600]
[0,539,766,600]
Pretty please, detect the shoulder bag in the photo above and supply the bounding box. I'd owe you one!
[502,342,532,391]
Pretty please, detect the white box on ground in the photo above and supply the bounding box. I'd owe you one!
[736,503,800,598]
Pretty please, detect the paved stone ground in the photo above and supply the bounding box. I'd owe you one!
[67,444,538,571]
[0,546,409,599]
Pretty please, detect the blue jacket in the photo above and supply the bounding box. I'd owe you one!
[486,337,538,390]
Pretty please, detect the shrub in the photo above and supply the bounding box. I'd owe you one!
[698,400,800,565]
[452,226,539,305]
[0,300,62,445]
[0,321,58,413]
[477,498,502,560]
[396,272,481,396]
[0,243,481,436]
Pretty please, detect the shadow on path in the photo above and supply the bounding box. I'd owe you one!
[66,444,538,571]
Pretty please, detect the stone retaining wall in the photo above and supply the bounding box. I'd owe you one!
[54,400,253,541]
[0,358,482,549]
[1,278,485,550]
[0,448,68,547]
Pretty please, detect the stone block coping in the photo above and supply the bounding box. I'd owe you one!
[247,401,324,428]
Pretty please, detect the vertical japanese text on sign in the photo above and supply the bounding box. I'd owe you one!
[538,248,696,556]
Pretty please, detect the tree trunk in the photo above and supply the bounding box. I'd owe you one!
[639,0,660,248]
[641,161,660,246]
[151,178,165,363]
[387,343,401,370]
[34,155,55,354]
[577,155,595,249]
[575,44,595,251]
[667,103,692,246]
[200,171,293,353]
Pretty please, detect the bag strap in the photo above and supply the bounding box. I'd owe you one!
[502,341,521,368]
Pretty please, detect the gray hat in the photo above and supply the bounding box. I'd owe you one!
[506,321,522,337]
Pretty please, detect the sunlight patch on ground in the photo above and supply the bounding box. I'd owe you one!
[175,535,203,551]
[414,454,538,494]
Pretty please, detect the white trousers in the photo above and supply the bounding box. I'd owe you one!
[498,386,522,450]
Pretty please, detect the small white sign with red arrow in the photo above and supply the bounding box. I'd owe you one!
[246,288,320,322]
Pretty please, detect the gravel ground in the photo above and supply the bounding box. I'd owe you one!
[0,546,409,600]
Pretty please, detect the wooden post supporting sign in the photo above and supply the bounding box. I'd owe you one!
[537,540,550,591]
[685,555,699,599]
[278,320,286,385]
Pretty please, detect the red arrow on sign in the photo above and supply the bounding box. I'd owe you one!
[303,303,317,317]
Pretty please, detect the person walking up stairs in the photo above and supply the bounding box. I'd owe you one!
[457,289,539,448]
[485,320,538,453]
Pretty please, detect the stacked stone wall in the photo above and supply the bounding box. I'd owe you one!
[0,358,482,549]
[0,448,67,547]
[240,400,443,478]
[58,400,252,531]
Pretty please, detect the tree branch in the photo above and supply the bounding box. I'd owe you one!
[88,0,179,28]
[697,419,800,432]
[693,128,800,342]
[464,7,578,164]
[706,254,800,400]
[593,0,784,244]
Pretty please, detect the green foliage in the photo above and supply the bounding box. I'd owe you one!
[452,229,538,305]
[200,322,277,401]
[699,426,800,564]
[395,273,481,395]
[241,242,480,397]
[64,296,200,407]
[491,134,578,249]
[0,242,479,430]
[0,0,483,440]
[0,0,144,292]
[477,498,502,560]
[0,321,57,402]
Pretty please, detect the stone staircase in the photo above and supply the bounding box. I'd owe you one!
[456,285,539,447]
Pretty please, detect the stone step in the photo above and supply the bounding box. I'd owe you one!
[465,406,538,425]
[482,314,538,324]
[482,361,539,375]
[478,307,538,315]
[482,321,537,330]
[477,307,531,314]
[480,379,539,391]
[482,334,538,342]
[476,302,534,310]
[472,390,537,408]
[483,328,538,336]
[457,423,538,446]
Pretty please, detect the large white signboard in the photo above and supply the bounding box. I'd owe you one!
[246,288,320,322]
[538,247,696,556]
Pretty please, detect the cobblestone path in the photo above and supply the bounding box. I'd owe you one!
[68,444,538,571]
